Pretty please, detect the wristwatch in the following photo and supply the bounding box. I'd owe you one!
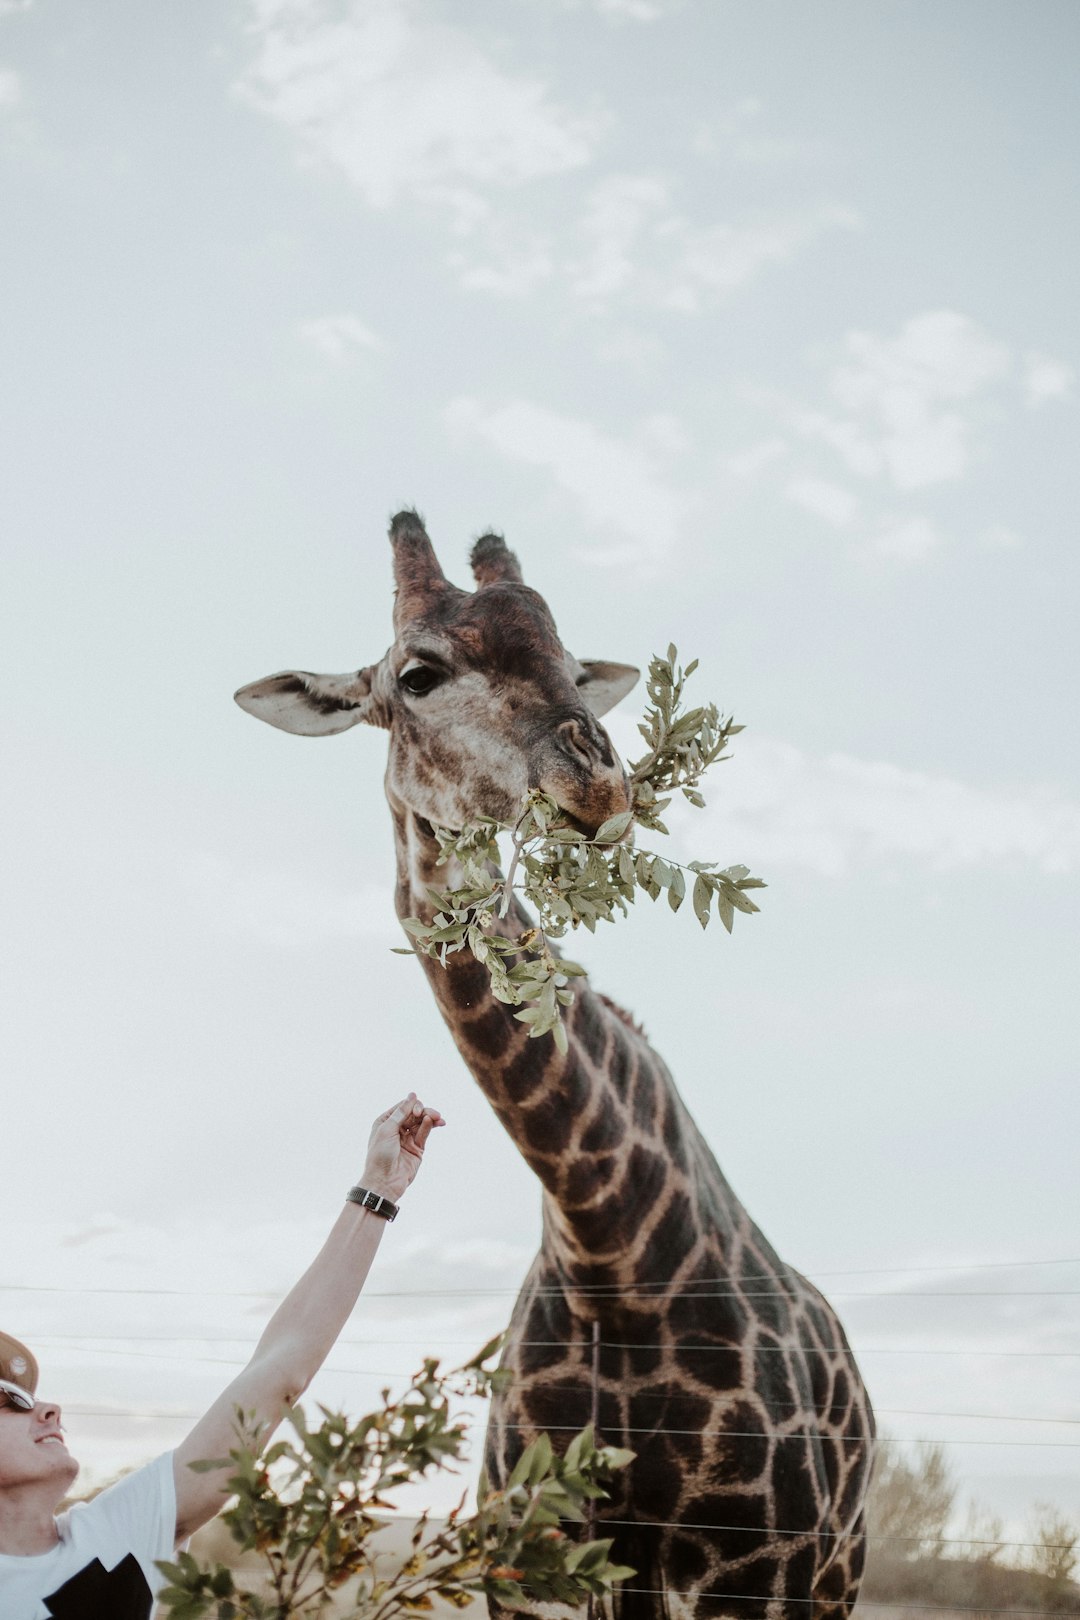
[346,1184,399,1221]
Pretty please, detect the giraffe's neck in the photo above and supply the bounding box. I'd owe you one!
[389,792,742,1287]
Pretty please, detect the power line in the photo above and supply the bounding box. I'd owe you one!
[6,1280,1080,1300]
[29,1333,1080,1364]
[811,1256,1080,1276]
[32,1342,1080,1427]
[355,1287,1080,1299]
[611,1595,1078,1616]
[59,1406,1080,1449]
[49,1449,1080,1558]
[486,1424,1080,1450]
[8,1252,1080,1300]
[558,1517,1080,1555]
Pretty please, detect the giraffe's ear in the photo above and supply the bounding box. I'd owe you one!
[234,669,385,736]
[575,660,640,719]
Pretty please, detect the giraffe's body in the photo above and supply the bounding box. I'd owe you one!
[237,512,875,1619]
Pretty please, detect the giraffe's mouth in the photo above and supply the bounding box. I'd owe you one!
[556,808,595,838]
[552,804,633,844]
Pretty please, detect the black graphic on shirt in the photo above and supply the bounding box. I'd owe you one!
[44,1551,153,1619]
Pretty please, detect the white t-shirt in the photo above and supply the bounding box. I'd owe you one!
[0,1451,177,1619]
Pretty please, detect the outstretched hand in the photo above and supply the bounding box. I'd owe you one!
[361,1092,445,1203]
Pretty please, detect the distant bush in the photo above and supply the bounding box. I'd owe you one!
[860,1439,1080,1614]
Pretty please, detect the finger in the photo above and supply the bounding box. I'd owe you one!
[376,1093,417,1126]
[402,1104,444,1137]
[405,1101,442,1122]
[410,1112,438,1153]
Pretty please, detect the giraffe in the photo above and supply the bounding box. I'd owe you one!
[235,511,875,1620]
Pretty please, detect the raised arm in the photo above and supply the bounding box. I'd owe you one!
[172,1093,444,1542]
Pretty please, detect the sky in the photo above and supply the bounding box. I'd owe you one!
[1,0,1079,1548]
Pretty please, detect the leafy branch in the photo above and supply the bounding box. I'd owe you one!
[399,647,766,1045]
[156,1343,634,1619]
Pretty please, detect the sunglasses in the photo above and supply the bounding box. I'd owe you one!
[0,1378,36,1412]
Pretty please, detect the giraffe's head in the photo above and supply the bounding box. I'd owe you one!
[235,511,639,836]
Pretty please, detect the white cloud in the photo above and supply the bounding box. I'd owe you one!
[445,396,686,566]
[682,734,1080,878]
[872,513,942,562]
[451,223,554,297]
[570,175,857,311]
[692,98,832,168]
[593,0,672,18]
[787,475,859,527]
[1022,351,1074,407]
[0,63,20,105]
[594,325,669,369]
[789,321,1073,513]
[980,524,1022,551]
[812,311,1011,492]
[636,411,689,457]
[236,7,854,313]
[789,407,882,478]
[569,173,670,301]
[0,0,34,14]
[721,437,788,481]
[784,478,943,566]
[235,0,598,214]
[539,0,673,14]
[774,312,1061,563]
[663,208,859,311]
[836,310,1010,406]
[299,312,384,361]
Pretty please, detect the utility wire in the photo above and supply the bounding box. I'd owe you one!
[25,1334,1080,1360]
[611,1594,1078,1616]
[556,1517,1079,1555]
[486,1424,1080,1450]
[6,1280,1080,1299]
[32,1341,1080,1427]
[58,1404,1080,1448]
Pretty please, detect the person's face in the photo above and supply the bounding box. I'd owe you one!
[0,1392,79,1494]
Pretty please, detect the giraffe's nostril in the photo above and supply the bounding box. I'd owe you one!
[557,718,595,766]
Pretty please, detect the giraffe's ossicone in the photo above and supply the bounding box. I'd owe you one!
[236,510,875,1620]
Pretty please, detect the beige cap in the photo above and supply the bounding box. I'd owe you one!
[0,1331,39,1396]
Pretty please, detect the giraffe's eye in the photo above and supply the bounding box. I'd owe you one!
[399,663,444,697]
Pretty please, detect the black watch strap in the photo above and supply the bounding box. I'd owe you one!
[346,1184,399,1222]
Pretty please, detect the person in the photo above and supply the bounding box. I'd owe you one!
[0,1092,444,1619]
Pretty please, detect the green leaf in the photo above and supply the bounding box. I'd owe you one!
[727,886,759,915]
[390,646,765,1042]
[593,810,633,843]
[651,859,673,889]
